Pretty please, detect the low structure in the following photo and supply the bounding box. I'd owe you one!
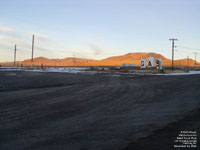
[156,59,162,69]
[140,59,146,69]
[148,56,154,67]
[122,64,137,67]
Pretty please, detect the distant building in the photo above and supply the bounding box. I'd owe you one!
[140,59,146,69]
[156,58,162,69]
[122,64,137,67]
[148,56,154,67]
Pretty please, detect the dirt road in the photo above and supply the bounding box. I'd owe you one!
[0,71,200,150]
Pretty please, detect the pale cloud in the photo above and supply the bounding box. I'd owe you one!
[0,25,14,34]
[0,35,31,49]
[87,40,103,55]
[0,25,30,50]
[28,32,49,41]
[0,26,73,61]
[35,33,48,40]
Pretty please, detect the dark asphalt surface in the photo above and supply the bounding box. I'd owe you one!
[0,71,200,150]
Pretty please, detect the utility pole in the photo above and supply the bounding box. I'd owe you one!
[13,44,17,67]
[187,56,189,71]
[73,54,75,67]
[169,38,178,71]
[31,34,35,67]
[195,52,197,69]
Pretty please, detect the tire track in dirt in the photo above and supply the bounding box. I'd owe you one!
[1,72,200,150]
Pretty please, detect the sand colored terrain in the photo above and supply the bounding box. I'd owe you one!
[0,52,199,67]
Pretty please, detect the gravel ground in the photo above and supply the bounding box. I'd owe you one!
[0,71,200,150]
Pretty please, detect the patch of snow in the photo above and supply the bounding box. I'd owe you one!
[26,67,90,74]
[156,71,200,76]
[1,67,200,76]
[0,67,22,71]
[105,74,121,77]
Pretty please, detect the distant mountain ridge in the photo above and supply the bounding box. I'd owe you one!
[0,52,199,67]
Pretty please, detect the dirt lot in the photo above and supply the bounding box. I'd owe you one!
[0,71,200,150]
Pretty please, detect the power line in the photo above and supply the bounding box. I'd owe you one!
[18,46,124,55]
[175,49,194,54]
[177,46,200,51]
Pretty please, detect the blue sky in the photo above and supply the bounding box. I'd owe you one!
[0,0,200,62]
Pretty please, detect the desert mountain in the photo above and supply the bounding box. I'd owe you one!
[0,52,199,67]
[21,57,97,66]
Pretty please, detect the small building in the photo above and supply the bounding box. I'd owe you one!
[156,58,162,69]
[140,59,146,69]
[122,64,137,67]
[148,56,154,67]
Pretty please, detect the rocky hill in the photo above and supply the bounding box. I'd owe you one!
[0,52,199,67]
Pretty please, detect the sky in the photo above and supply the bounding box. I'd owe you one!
[0,0,200,62]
